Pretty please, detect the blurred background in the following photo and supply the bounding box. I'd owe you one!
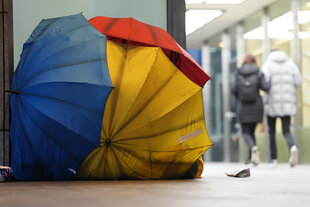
[186,0,310,164]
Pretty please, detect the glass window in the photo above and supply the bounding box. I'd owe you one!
[269,0,291,56]
[243,11,263,67]
[269,0,291,20]
[208,35,224,161]
[229,26,239,162]
[300,0,310,128]
[299,0,310,163]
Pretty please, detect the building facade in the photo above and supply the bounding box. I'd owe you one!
[202,0,310,163]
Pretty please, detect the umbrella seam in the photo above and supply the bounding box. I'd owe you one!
[17,18,59,88]
[19,88,105,137]
[20,97,82,163]
[21,40,109,89]
[114,115,205,142]
[20,24,103,88]
[107,43,129,138]
[113,144,211,153]
[113,90,203,141]
[111,48,179,138]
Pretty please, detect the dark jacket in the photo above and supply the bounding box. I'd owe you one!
[232,63,270,123]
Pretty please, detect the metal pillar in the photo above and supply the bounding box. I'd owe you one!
[291,0,301,150]
[167,0,186,49]
[236,24,245,68]
[262,7,270,62]
[236,24,246,162]
[201,43,212,161]
[262,6,270,162]
[221,31,231,162]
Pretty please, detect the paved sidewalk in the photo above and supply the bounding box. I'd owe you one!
[1,162,309,207]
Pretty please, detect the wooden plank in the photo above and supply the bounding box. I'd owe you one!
[0,132,3,165]
[0,0,5,166]
[4,131,9,165]
[3,0,8,12]
[0,12,4,132]
[2,0,13,166]
[4,9,13,131]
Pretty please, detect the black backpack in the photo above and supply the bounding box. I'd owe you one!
[237,72,260,102]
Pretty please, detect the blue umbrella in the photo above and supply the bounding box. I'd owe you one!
[9,13,113,180]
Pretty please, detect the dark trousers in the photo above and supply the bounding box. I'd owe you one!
[267,116,295,160]
[241,122,257,160]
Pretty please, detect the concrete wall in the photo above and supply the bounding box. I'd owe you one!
[13,0,167,68]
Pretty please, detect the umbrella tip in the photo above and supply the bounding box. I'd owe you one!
[5,89,19,94]
[105,138,112,147]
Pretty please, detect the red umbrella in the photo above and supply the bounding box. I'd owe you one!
[89,16,210,87]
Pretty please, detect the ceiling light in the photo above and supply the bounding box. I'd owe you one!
[186,10,223,35]
[243,26,264,40]
[204,0,246,4]
[185,0,205,3]
[186,0,246,4]
[243,11,310,40]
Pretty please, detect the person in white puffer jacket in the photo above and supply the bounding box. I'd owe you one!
[262,49,302,167]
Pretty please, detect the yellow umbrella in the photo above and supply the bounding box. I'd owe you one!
[77,40,212,179]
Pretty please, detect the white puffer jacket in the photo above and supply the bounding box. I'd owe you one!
[262,50,302,117]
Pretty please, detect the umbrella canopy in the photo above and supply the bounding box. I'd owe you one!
[10,14,113,180]
[89,16,210,87]
[76,40,212,179]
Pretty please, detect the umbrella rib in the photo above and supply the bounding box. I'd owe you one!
[111,145,150,179]
[20,98,82,163]
[108,44,129,136]
[114,115,205,142]
[19,16,87,87]
[17,99,81,179]
[103,18,119,35]
[109,145,125,178]
[23,25,105,88]
[20,23,95,81]
[21,83,104,112]
[146,151,153,179]
[20,89,101,135]
[99,146,109,175]
[15,99,46,175]
[77,147,102,178]
[111,144,211,179]
[22,57,108,89]
[180,55,202,87]
[100,126,108,141]
[21,38,107,89]
[113,90,201,140]
[115,143,212,153]
[145,24,158,47]
[17,18,60,87]
[111,51,178,138]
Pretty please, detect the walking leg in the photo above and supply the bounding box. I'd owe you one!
[241,123,259,165]
[281,116,298,167]
[267,116,277,160]
[241,123,255,148]
[281,116,295,148]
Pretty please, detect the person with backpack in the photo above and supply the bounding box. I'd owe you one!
[232,54,270,165]
[262,49,302,167]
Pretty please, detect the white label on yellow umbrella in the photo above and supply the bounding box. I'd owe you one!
[179,128,203,143]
